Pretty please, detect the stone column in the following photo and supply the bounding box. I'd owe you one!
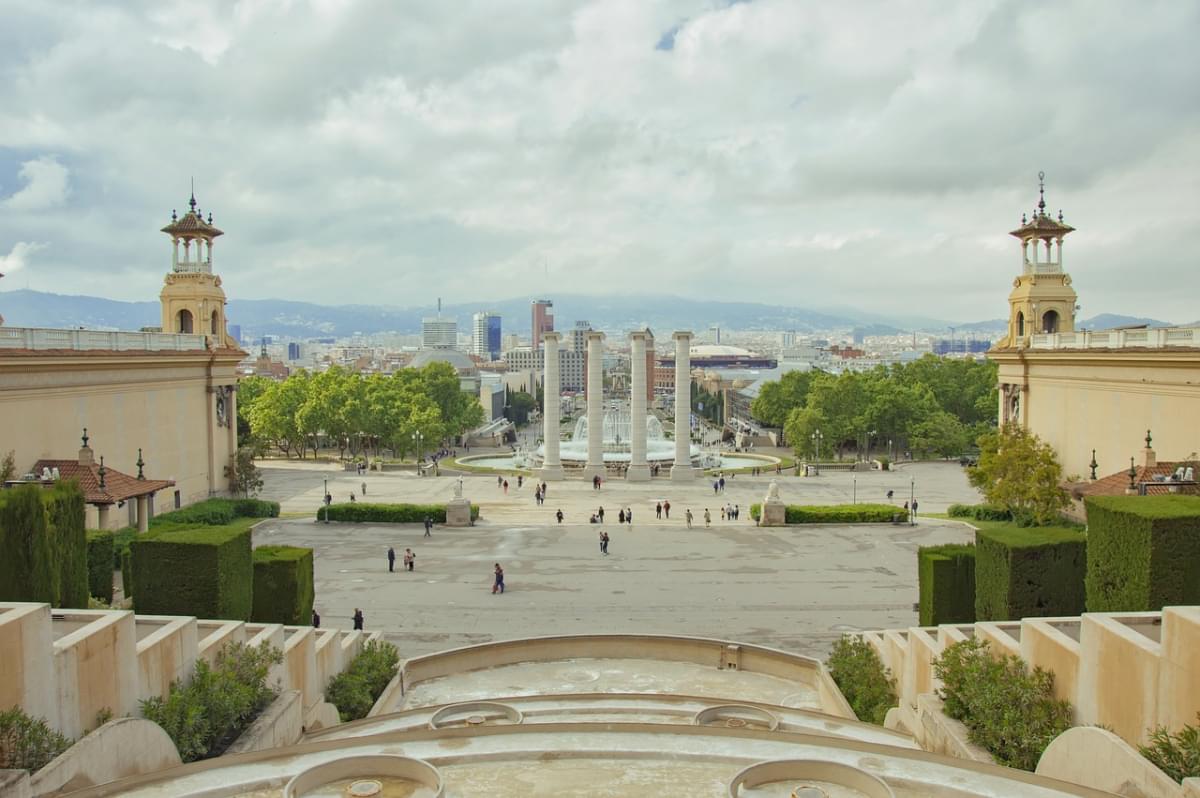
[627,331,651,481]
[136,495,149,533]
[97,504,110,531]
[539,332,564,481]
[582,331,606,482]
[671,331,694,481]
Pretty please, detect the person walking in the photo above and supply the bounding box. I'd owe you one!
[350,493,356,503]
[720,506,726,521]
[719,476,726,492]
[887,489,894,502]
[599,530,609,554]
[387,546,395,573]
[311,608,321,628]
[556,508,564,523]
[713,480,719,495]
[911,500,919,522]
[352,608,364,630]
[625,507,632,525]
[598,506,605,523]
[492,563,505,594]
[498,475,503,488]
[656,502,662,519]
[685,508,693,528]
[664,500,671,519]
[618,508,625,524]
[503,479,509,494]
[734,504,740,521]
[704,508,711,528]
[361,481,367,496]
[517,475,523,489]
[404,548,415,572]
[424,516,433,537]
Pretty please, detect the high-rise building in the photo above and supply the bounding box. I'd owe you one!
[531,299,554,351]
[422,316,458,349]
[287,342,302,360]
[227,324,242,344]
[472,312,502,360]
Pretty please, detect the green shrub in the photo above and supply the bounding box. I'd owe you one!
[230,498,280,518]
[320,502,480,523]
[934,637,1071,771]
[0,707,73,773]
[1085,495,1200,612]
[148,497,280,529]
[975,525,1086,621]
[326,639,400,722]
[251,546,314,625]
[120,548,133,599]
[1140,712,1200,783]
[748,503,897,524]
[111,526,136,569]
[86,530,115,603]
[47,483,88,609]
[0,484,57,605]
[918,544,976,625]
[948,503,1013,522]
[130,522,254,620]
[826,636,896,725]
[141,641,282,762]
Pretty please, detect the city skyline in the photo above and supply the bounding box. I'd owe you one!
[1,2,1198,320]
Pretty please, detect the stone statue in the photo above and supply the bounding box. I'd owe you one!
[766,479,780,502]
[454,477,464,499]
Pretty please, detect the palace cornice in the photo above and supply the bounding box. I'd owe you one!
[0,347,245,371]
[988,346,1200,369]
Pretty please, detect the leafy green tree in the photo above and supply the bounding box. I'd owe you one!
[751,370,819,427]
[910,410,970,459]
[969,424,1069,525]
[784,406,827,459]
[224,447,264,497]
[807,372,871,459]
[506,390,537,426]
[247,371,310,458]
[1,450,16,483]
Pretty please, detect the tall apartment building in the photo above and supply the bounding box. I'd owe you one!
[471,312,502,360]
[531,299,554,351]
[421,316,458,349]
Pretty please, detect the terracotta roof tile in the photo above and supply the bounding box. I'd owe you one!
[160,210,224,238]
[31,460,174,505]
[1069,461,1197,499]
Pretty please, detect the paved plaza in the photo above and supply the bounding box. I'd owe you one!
[253,459,982,660]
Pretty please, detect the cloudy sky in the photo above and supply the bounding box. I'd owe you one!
[1,0,1197,322]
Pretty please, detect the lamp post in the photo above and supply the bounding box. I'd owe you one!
[412,431,425,469]
[323,478,329,524]
[866,429,877,461]
[909,478,915,526]
[811,429,823,462]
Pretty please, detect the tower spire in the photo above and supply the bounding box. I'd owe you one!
[1037,170,1046,215]
[189,177,197,213]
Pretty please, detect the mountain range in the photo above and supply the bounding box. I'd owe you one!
[0,289,1179,342]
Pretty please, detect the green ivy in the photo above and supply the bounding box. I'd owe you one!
[326,640,400,722]
[826,636,896,725]
[1140,712,1200,783]
[0,707,72,773]
[947,503,1012,521]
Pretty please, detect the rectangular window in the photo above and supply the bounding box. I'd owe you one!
[174,490,181,509]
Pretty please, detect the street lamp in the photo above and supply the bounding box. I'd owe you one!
[323,478,329,524]
[910,478,916,526]
[866,429,877,461]
[412,431,425,467]
[811,429,824,462]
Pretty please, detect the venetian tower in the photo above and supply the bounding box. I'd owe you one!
[159,188,234,347]
[996,172,1078,349]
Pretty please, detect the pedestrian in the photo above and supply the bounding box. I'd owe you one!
[685,508,693,528]
[704,508,711,527]
[352,608,364,630]
[626,507,632,525]
[498,475,503,488]
[656,502,662,519]
[424,516,433,537]
[361,481,367,497]
[556,508,564,523]
[734,504,740,521]
[664,500,671,519]
[311,608,320,628]
[618,508,625,524]
[503,479,509,494]
[719,476,726,491]
[518,475,523,488]
[387,546,395,573]
[713,480,719,494]
[541,481,547,497]
[887,489,894,501]
[598,506,605,523]
[903,500,909,514]
[912,500,919,520]
[492,563,505,594]
[404,548,415,572]
[599,530,608,554]
[350,493,356,503]
[720,506,726,521]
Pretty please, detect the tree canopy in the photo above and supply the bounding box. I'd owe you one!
[968,424,1070,526]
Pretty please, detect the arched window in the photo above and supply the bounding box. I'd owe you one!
[1016,312,1025,337]
[210,311,220,335]
[1042,310,1059,334]
[176,309,194,334]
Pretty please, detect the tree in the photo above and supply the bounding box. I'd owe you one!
[750,370,818,428]
[910,411,969,459]
[225,446,264,497]
[248,371,310,458]
[506,390,537,426]
[969,424,1069,525]
[0,450,15,483]
[784,406,827,459]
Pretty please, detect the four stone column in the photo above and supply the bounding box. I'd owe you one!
[582,331,606,482]
[539,332,564,481]
[627,331,651,481]
[671,330,694,481]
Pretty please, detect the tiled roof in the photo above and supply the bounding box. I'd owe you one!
[1068,461,1195,499]
[160,210,224,238]
[31,459,174,505]
[1010,212,1074,238]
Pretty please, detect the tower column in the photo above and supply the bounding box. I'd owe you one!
[540,332,564,481]
[671,331,694,481]
[627,331,651,482]
[582,331,606,482]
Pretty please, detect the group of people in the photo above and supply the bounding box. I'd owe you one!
[311,607,364,630]
[386,545,418,572]
[711,475,730,493]
[588,505,635,524]
[720,503,742,521]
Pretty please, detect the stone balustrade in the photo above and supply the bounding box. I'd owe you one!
[0,326,211,352]
[1029,326,1200,350]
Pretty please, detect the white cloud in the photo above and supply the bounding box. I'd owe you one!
[0,241,48,275]
[2,156,70,211]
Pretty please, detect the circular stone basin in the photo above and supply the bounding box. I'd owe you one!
[728,760,894,798]
[283,755,443,798]
[428,701,523,729]
[694,704,781,732]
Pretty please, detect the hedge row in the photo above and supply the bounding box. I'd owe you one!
[251,546,314,625]
[748,503,899,524]
[150,497,279,529]
[918,544,976,626]
[86,530,115,603]
[947,503,1013,522]
[130,522,254,620]
[975,526,1086,621]
[319,502,480,523]
[0,483,89,608]
[1085,495,1200,612]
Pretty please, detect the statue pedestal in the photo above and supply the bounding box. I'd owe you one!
[626,464,651,482]
[582,464,605,482]
[670,464,695,482]
[760,499,786,526]
[446,498,472,527]
[539,464,564,482]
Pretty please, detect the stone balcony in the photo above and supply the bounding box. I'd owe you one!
[0,326,210,352]
[1030,326,1200,350]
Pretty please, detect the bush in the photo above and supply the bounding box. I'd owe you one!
[1140,712,1200,783]
[918,544,976,626]
[86,530,115,603]
[826,636,896,725]
[120,548,133,599]
[141,641,282,762]
[0,707,73,773]
[975,525,1086,621]
[0,484,57,605]
[320,502,480,523]
[130,522,254,620]
[947,503,1013,522]
[230,498,280,518]
[934,638,1071,771]
[251,546,314,625]
[1085,495,1200,612]
[47,483,89,609]
[326,639,400,722]
[149,497,280,529]
[111,526,136,569]
[748,503,896,524]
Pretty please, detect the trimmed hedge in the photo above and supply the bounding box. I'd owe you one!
[975,526,1086,621]
[320,502,480,523]
[130,523,253,620]
[748,503,898,524]
[150,497,280,529]
[47,484,88,609]
[1085,495,1200,612]
[0,485,59,605]
[251,546,314,625]
[86,530,115,604]
[948,503,1013,522]
[121,549,133,599]
[918,543,976,626]
[111,526,136,569]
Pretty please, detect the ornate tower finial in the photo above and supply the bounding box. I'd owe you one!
[81,427,89,448]
[136,448,145,480]
[98,456,107,490]
[207,212,213,225]
[1129,456,1137,489]
[171,208,177,221]
[1089,449,1098,481]
[1037,170,1046,214]
[189,177,197,212]
[1145,429,1153,448]
[1058,209,1063,222]
[1021,212,1027,225]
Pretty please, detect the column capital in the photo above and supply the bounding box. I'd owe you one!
[629,330,650,342]
[542,331,562,343]
[672,330,693,342]
[586,330,606,342]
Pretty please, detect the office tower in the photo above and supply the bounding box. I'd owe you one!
[472,312,502,360]
[531,299,554,351]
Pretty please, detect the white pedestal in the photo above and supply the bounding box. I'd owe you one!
[761,499,786,526]
[670,464,695,482]
[539,464,564,482]
[625,464,651,482]
[446,498,472,527]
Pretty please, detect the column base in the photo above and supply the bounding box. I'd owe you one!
[670,464,695,482]
[539,464,564,481]
[625,464,651,482]
[582,464,606,481]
